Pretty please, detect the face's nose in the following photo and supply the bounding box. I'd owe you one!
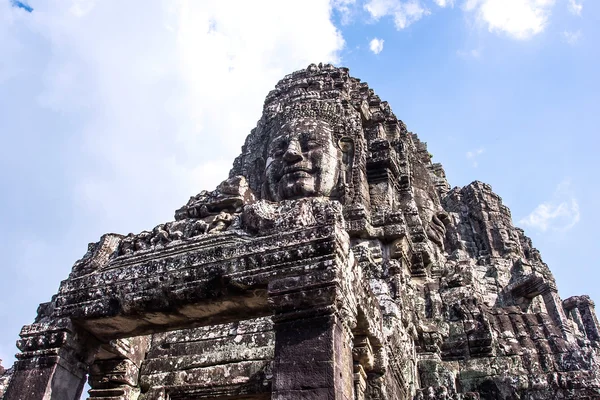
[282,137,303,163]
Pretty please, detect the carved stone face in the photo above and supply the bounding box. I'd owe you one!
[264,117,340,201]
[497,227,519,254]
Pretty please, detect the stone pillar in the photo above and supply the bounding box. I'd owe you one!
[88,359,141,399]
[4,319,90,400]
[352,336,373,400]
[87,336,150,400]
[541,283,573,340]
[268,264,355,400]
[563,296,600,342]
[353,365,367,400]
[271,313,354,399]
[578,297,600,341]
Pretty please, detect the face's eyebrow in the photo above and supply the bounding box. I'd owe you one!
[302,127,332,141]
[268,135,291,155]
[269,135,286,146]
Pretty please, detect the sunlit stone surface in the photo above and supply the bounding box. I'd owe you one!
[2,64,599,400]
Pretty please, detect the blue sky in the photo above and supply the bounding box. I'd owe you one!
[0,0,597,370]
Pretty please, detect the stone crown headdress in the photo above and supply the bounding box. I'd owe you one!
[264,99,345,131]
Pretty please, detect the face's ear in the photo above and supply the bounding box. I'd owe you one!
[330,164,345,201]
[261,181,272,202]
[338,137,354,153]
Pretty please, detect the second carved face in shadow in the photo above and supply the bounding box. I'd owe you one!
[264,117,341,201]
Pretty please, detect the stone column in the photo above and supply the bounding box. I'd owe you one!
[577,297,600,341]
[268,266,355,399]
[87,336,150,400]
[88,359,140,399]
[352,336,373,400]
[563,296,600,342]
[4,319,90,400]
[541,283,573,340]
[353,365,367,400]
[271,312,354,399]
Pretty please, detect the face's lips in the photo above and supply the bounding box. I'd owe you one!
[282,165,313,176]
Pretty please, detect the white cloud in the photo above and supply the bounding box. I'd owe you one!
[466,147,485,167]
[14,0,345,232]
[69,0,97,17]
[359,0,559,38]
[0,0,346,363]
[567,0,583,15]
[519,180,580,232]
[434,0,455,7]
[364,0,430,29]
[369,37,385,53]
[519,199,580,231]
[332,0,358,24]
[562,29,582,45]
[464,0,555,40]
[457,48,481,58]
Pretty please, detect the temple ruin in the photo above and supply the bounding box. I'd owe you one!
[1,64,599,399]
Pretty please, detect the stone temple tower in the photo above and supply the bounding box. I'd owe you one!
[1,64,599,400]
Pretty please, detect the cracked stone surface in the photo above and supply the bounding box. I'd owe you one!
[2,64,599,400]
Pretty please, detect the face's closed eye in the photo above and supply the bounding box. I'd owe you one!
[299,131,322,151]
[305,139,320,150]
[267,133,292,158]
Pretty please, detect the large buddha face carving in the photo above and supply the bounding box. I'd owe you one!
[496,226,520,255]
[264,117,341,201]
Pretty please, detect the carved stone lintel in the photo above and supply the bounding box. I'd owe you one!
[70,234,122,278]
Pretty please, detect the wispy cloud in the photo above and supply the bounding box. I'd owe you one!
[464,0,556,40]
[0,0,346,364]
[562,29,582,45]
[364,0,430,29]
[332,0,358,24]
[567,0,583,15]
[361,0,561,40]
[466,147,485,167]
[24,1,345,231]
[519,180,580,232]
[457,48,481,58]
[434,0,454,7]
[369,37,385,54]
